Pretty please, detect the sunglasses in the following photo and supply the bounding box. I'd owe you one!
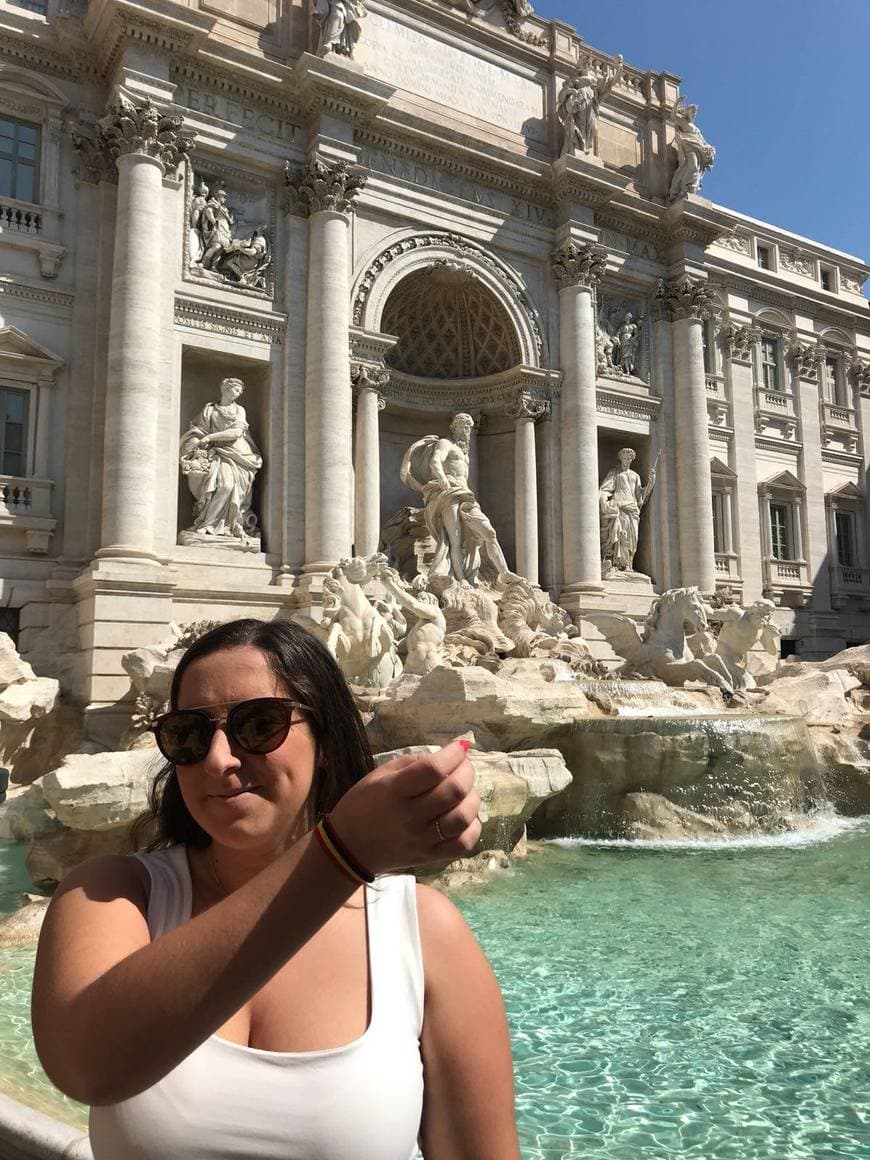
[151,697,314,765]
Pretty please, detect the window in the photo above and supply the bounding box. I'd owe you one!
[769,503,792,560]
[760,335,780,391]
[820,267,833,291]
[0,387,29,476]
[712,492,728,553]
[0,116,40,204]
[835,511,857,568]
[8,0,48,11]
[757,245,772,270]
[823,355,849,408]
[0,607,20,648]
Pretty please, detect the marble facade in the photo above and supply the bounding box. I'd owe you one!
[0,0,868,739]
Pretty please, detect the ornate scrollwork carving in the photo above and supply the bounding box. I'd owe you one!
[71,125,116,185]
[283,157,367,217]
[655,275,717,321]
[505,391,549,422]
[848,357,870,397]
[786,338,823,380]
[551,241,608,289]
[351,362,390,401]
[97,92,193,173]
[722,323,762,362]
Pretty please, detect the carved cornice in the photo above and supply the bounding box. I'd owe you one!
[505,390,549,422]
[595,388,660,423]
[552,241,608,289]
[96,93,194,173]
[284,157,367,217]
[382,365,559,412]
[173,296,285,345]
[0,278,74,310]
[84,0,214,82]
[721,323,761,362]
[656,275,717,321]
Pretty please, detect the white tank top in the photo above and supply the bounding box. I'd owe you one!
[88,846,425,1160]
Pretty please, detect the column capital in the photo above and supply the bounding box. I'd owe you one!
[655,275,717,322]
[787,336,823,380]
[71,124,117,185]
[506,391,550,423]
[551,240,608,290]
[97,93,194,175]
[721,322,762,362]
[284,156,368,217]
[351,362,389,404]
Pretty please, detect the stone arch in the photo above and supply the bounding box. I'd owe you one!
[752,306,792,331]
[819,325,853,348]
[351,230,547,369]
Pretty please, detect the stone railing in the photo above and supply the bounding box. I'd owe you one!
[820,400,858,431]
[754,385,796,419]
[762,555,811,606]
[0,474,56,553]
[0,197,65,277]
[0,199,42,234]
[0,475,53,517]
[714,552,741,582]
[829,564,870,609]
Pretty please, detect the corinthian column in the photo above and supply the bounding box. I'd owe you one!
[96,94,192,560]
[660,275,717,594]
[286,158,367,571]
[352,364,388,557]
[552,240,608,596]
[506,391,549,585]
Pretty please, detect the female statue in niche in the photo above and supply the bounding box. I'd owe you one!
[179,377,263,551]
[598,447,658,577]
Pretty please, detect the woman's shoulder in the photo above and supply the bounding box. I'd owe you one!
[51,851,153,913]
[414,882,471,945]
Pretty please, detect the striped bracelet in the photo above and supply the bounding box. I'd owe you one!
[314,817,375,885]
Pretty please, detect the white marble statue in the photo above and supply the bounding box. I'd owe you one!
[320,554,402,688]
[314,0,367,58]
[400,413,521,588]
[189,184,271,290]
[598,448,657,577]
[669,98,716,199]
[588,587,740,697]
[380,568,448,676]
[706,598,782,693]
[557,55,623,157]
[596,323,616,374]
[188,180,209,264]
[498,578,598,672]
[179,377,263,549]
[615,313,641,375]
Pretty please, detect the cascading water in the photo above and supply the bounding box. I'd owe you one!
[530,712,828,840]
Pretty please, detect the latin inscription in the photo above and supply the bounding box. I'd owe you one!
[360,145,551,226]
[183,87,298,144]
[600,227,661,264]
[360,13,545,140]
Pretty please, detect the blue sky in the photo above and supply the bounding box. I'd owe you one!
[535,0,870,265]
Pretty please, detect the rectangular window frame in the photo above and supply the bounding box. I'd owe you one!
[0,384,31,478]
[759,334,781,392]
[769,502,793,561]
[835,510,857,569]
[0,114,42,205]
[757,245,773,271]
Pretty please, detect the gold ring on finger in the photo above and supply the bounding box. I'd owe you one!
[435,818,447,842]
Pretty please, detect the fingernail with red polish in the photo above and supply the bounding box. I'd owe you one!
[457,739,470,752]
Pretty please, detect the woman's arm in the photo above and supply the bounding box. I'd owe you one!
[32,744,480,1107]
[416,885,520,1160]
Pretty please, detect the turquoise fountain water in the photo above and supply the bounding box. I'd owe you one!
[3,822,869,1156]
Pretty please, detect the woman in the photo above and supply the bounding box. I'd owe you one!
[31,619,520,1159]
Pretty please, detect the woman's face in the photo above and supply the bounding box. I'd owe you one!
[175,645,318,854]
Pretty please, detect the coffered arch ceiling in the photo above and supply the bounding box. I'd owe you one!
[381,262,522,380]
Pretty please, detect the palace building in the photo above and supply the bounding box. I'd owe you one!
[0,0,868,739]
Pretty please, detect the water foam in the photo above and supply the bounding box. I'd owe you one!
[548,810,870,851]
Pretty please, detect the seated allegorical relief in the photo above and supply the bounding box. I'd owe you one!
[188,180,271,290]
[178,377,263,551]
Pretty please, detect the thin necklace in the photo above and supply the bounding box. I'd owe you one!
[209,845,229,897]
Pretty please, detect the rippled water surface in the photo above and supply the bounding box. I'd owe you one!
[3,822,870,1155]
[457,818,870,1158]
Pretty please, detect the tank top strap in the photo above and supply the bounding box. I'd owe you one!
[132,845,192,940]
[366,874,424,1039]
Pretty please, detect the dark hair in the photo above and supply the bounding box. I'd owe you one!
[130,618,374,851]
